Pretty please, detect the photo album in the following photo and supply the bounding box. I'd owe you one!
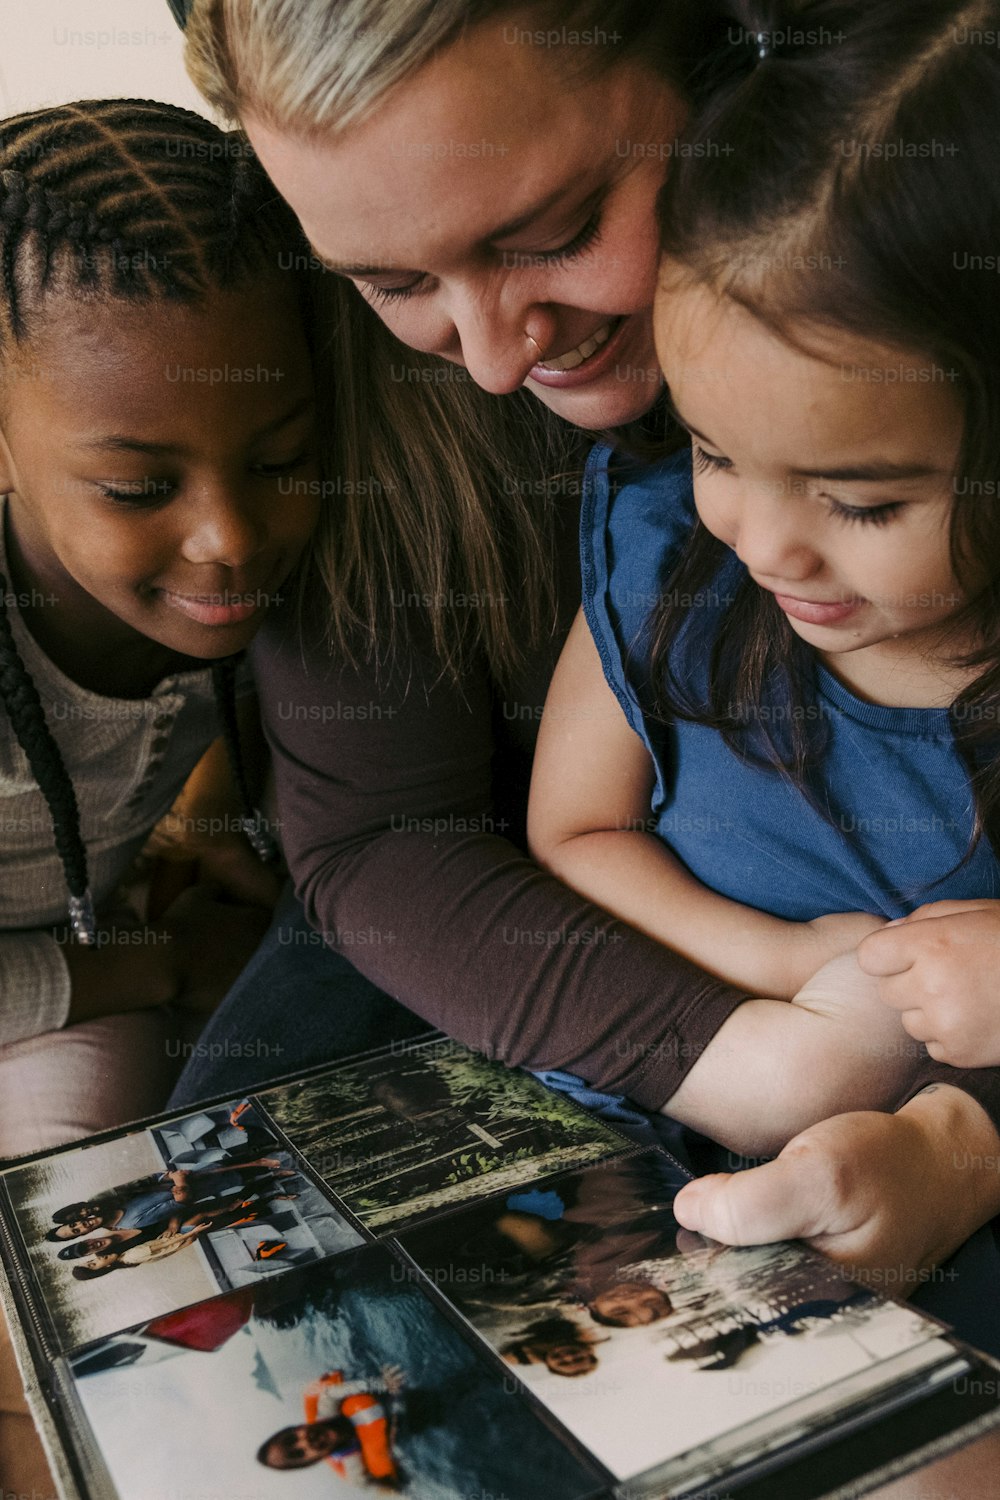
[1,1037,998,1500]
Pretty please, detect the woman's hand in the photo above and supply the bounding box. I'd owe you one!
[858,900,1000,1067]
[672,1084,1000,1292]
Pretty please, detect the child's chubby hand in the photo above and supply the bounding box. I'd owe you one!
[857,899,1000,1067]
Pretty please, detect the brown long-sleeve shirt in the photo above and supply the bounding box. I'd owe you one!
[251,497,1000,1133]
[251,494,750,1111]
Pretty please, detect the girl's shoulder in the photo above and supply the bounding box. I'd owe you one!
[580,443,704,730]
[582,442,697,564]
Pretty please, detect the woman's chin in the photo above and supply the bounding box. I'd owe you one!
[528,373,664,431]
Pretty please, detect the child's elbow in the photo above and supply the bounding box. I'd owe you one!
[526,815,562,875]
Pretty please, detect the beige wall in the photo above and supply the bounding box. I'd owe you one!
[0,0,211,119]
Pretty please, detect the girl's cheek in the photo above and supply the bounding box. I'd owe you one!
[691,479,733,546]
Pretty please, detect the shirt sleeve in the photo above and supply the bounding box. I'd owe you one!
[251,614,750,1113]
[0,930,71,1045]
[898,1060,1000,1138]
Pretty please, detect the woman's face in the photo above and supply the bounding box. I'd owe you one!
[245,17,686,429]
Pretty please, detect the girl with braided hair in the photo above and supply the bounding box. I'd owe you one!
[0,95,320,1158]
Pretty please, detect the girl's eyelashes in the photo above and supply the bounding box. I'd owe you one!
[95,480,175,506]
[94,453,314,505]
[691,444,732,474]
[692,444,906,528]
[251,451,314,477]
[827,498,904,527]
[362,205,606,304]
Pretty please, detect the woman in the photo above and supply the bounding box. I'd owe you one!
[169,0,1000,1341]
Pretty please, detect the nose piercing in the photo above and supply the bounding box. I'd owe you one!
[526,332,543,362]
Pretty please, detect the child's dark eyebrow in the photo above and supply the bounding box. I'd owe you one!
[668,397,944,482]
[73,397,316,456]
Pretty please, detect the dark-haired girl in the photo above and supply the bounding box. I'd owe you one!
[530,0,1000,1198]
[0,96,318,1158]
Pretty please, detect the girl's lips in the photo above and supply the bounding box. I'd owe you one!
[772,593,861,626]
[158,590,264,627]
[527,315,633,389]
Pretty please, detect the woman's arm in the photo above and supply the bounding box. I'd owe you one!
[253,608,914,1152]
[527,610,879,1000]
[251,607,751,1116]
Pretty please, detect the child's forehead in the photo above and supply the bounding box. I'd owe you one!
[2,279,311,425]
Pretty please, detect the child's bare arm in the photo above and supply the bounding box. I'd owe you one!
[663,952,919,1156]
[528,610,880,998]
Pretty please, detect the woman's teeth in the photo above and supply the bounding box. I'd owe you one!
[537,319,618,371]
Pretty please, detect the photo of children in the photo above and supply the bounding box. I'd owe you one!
[400,1151,961,1496]
[260,1040,628,1233]
[66,1247,603,1499]
[4,1100,362,1351]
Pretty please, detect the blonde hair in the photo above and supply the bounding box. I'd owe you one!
[300,274,578,681]
[184,0,707,680]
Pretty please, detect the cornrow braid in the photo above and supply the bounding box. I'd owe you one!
[0,99,307,936]
[0,573,94,940]
[211,656,279,863]
[0,98,298,348]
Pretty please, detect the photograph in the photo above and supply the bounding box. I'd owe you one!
[66,1245,604,1499]
[4,1099,363,1351]
[401,1151,961,1494]
[259,1040,628,1232]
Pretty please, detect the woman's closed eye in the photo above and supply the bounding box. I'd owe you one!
[363,205,606,304]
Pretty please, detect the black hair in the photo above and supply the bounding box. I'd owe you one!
[59,1240,102,1261]
[0,99,299,938]
[72,1262,117,1280]
[501,1315,592,1362]
[647,0,1000,879]
[256,1417,355,1469]
[51,1200,101,1222]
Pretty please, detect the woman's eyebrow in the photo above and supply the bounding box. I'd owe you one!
[323,184,589,277]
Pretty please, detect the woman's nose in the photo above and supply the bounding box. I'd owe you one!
[447,288,558,396]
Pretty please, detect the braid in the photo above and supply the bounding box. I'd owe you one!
[0,575,94,941]
[0,98,303,353]
[211,656,278,863]
[0,101,302,926]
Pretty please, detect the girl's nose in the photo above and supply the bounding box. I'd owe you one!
[182,485,267,568]
[730,494,818,583]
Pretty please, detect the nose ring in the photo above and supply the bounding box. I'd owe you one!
[526,332,543,362]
